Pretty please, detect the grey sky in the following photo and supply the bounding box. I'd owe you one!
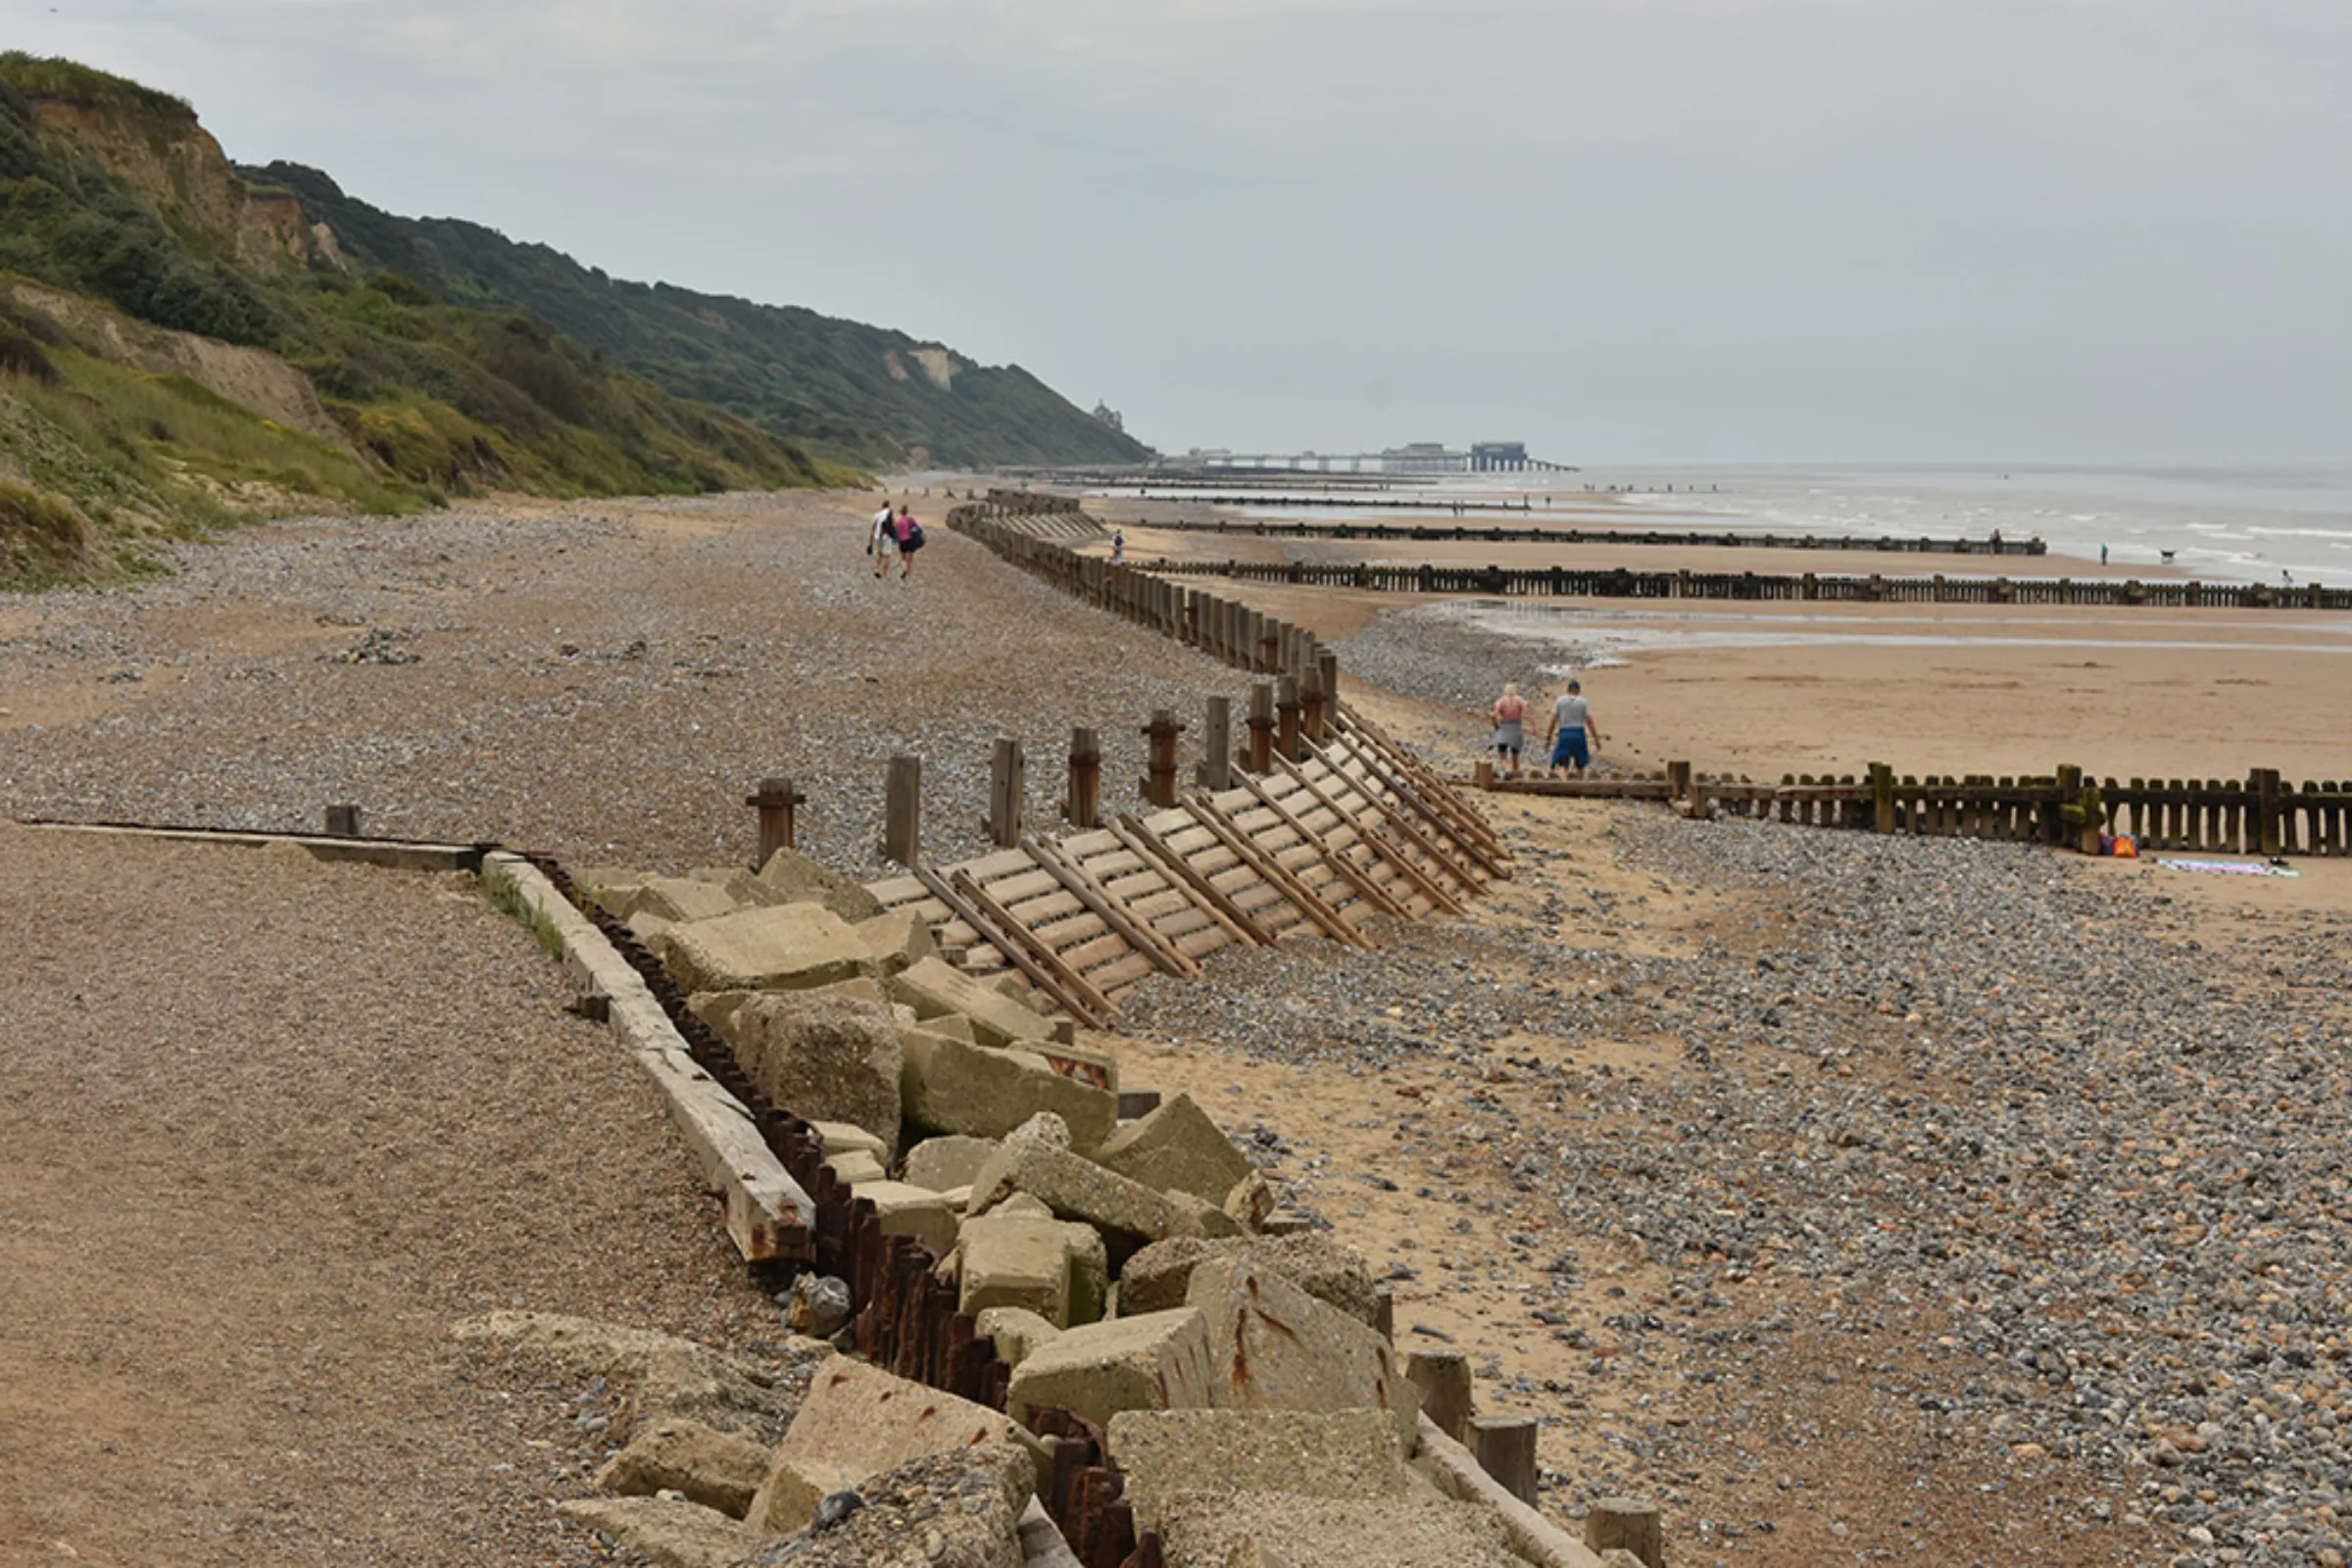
[10,1,2349,463]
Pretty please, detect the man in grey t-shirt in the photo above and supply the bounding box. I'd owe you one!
[1544,679,1602,778]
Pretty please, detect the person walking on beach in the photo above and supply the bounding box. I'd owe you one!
[1111,528,1127,565]
[1544,678,1602,778]
[1490,683,1529,778]
[868,499,898,579]
[891,503,924,582]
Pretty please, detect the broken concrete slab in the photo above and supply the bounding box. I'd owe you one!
[826,1148,886,1186]
[853,906,938,975]
[853,1180,959,1258]
[631,873,746,925]
[735,1444,1034,1568]
[557,1495,760,1568]
[1225,1169,1275,1231]
[904,1134,1001,1194]
[698,992,903,1158]
[968,1142,1185,1260]
[956,1208,1107,1328]
[1105,1409,1414,1534]
[1186,1258,1417,1448]
[1092,1092,1255,1207]
[1163,1188,1246,1241]
[889,956,1056,1050]
[1004,1307,1216,1431]
[810,1120,888,1161]
[1153,1493,1521,1568]
[683,865,790,907]
[744,1359,1014,1536]
[594,1416,770,1518]
[662,902,875,996]
[900,1029,1117,1152]
[754,846,886,922]
[976,1306,1061,1370]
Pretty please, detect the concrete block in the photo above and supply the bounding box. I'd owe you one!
[904,1134,1001,1194]
[852,906,937,975]
[594,1416,770,1518]
[737,1445,1033,1568]
[826,1149,886,1186]
[1186,1258,1417,1448]
[808,1120,887,1161]
[694,991,902,1159]
[743,1358,1011,1536]
[627,908,676,948]
[633,874,749,924]
[853,1180,958,1258]
[1093,1092,1255,1207]
[753,845,886,921]
[662,902,874,996]
[900,1028,1117,1152]
[968,1143,1185,1258]
[1164,1188,1245,1240]
[1032,1036,1120,1096]
[1104,1408,1412,1533]
[682,866,791,908]
[958,1209,1076,1326]
[889,956,1056,1050]
[1226,1170,1275,1230]
[975,1306,1060,1370]
[556,1495,760,1568]
[1117,1087,1163,1119]
[1153,1493,1520,1568]
[1004,1307,1216,1431]
[1117,1234,1378,1327]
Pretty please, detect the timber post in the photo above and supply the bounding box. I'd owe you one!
[1870,761,1895,834]
[747,775,806,867]
[1298,658,1327,743]
[1142,709,1186,808]
[987,735,1026,849]
[1584,1498,1663,1568]
[1246,682,1277,774]
[1066,727,1102,829]
[1317,649,1340,733]
[323,803,364,838]
[1405,1349,1473,1443]
[2257,767,2282,857]
[1199,696,1234,792]
[1276,674,1303,762]
[1666,760,1692,804]
[1470,1415,1540,1507]
[883,755,921,866]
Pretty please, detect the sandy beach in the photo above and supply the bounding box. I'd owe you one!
[6,488,2346,1567]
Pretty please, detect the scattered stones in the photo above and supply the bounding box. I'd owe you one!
[783,1275,854,1341]
[745,1358,1013,1536]
[736,1443,1034,1568]
[594,1417,770,1518]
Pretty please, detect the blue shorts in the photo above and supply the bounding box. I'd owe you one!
[1551,729,1590,768]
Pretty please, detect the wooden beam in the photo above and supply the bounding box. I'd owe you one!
[1231,768,1411,918]
[1272,754,1462,912]
[1312,736,1487,894]
[1108,814,1271,949]
[1023,834,1199,979]
[1325,726,1508,881]
[913,862,1108,1028]
[1184,794,1373,950]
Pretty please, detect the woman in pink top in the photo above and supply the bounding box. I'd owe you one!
[1490,682,1529,777]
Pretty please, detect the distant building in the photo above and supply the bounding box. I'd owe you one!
[1091,402,1125,434]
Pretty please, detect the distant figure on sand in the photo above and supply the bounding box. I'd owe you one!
[1490,683,1529,777]
[892,504,923,581]
[868,499,898,578]
[2101,544,2109,565]
[1111,528,1127,565]
[1544,679,1602,778]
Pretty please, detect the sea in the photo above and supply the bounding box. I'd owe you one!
[1110,463,2352,588]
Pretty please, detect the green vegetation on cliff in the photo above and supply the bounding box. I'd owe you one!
[246,163,1152,471]
[0,54,846,584]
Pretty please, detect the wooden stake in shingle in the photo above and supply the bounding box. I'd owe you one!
[748,775,805,867]
[1066,727,1102,829]
[884,756,921,866]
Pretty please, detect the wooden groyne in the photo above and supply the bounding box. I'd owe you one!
[1147,557,2352,610]
[1121,515,2044,556]
[1483,761,2352,858]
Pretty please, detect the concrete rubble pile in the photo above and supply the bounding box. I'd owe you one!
[549,850,1619,1568]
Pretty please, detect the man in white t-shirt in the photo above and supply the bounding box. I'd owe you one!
[868,500,898,578]
[1544,678,1603,778]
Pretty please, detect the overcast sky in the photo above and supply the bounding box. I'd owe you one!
[9,1,2349,463]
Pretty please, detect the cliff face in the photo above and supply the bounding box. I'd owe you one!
[29,99,339,271]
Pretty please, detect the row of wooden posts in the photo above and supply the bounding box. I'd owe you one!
[1130,515,2046,557]
[1485,761,2352,858]
[1147,556,2351,611]
[745,672,1422,878]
